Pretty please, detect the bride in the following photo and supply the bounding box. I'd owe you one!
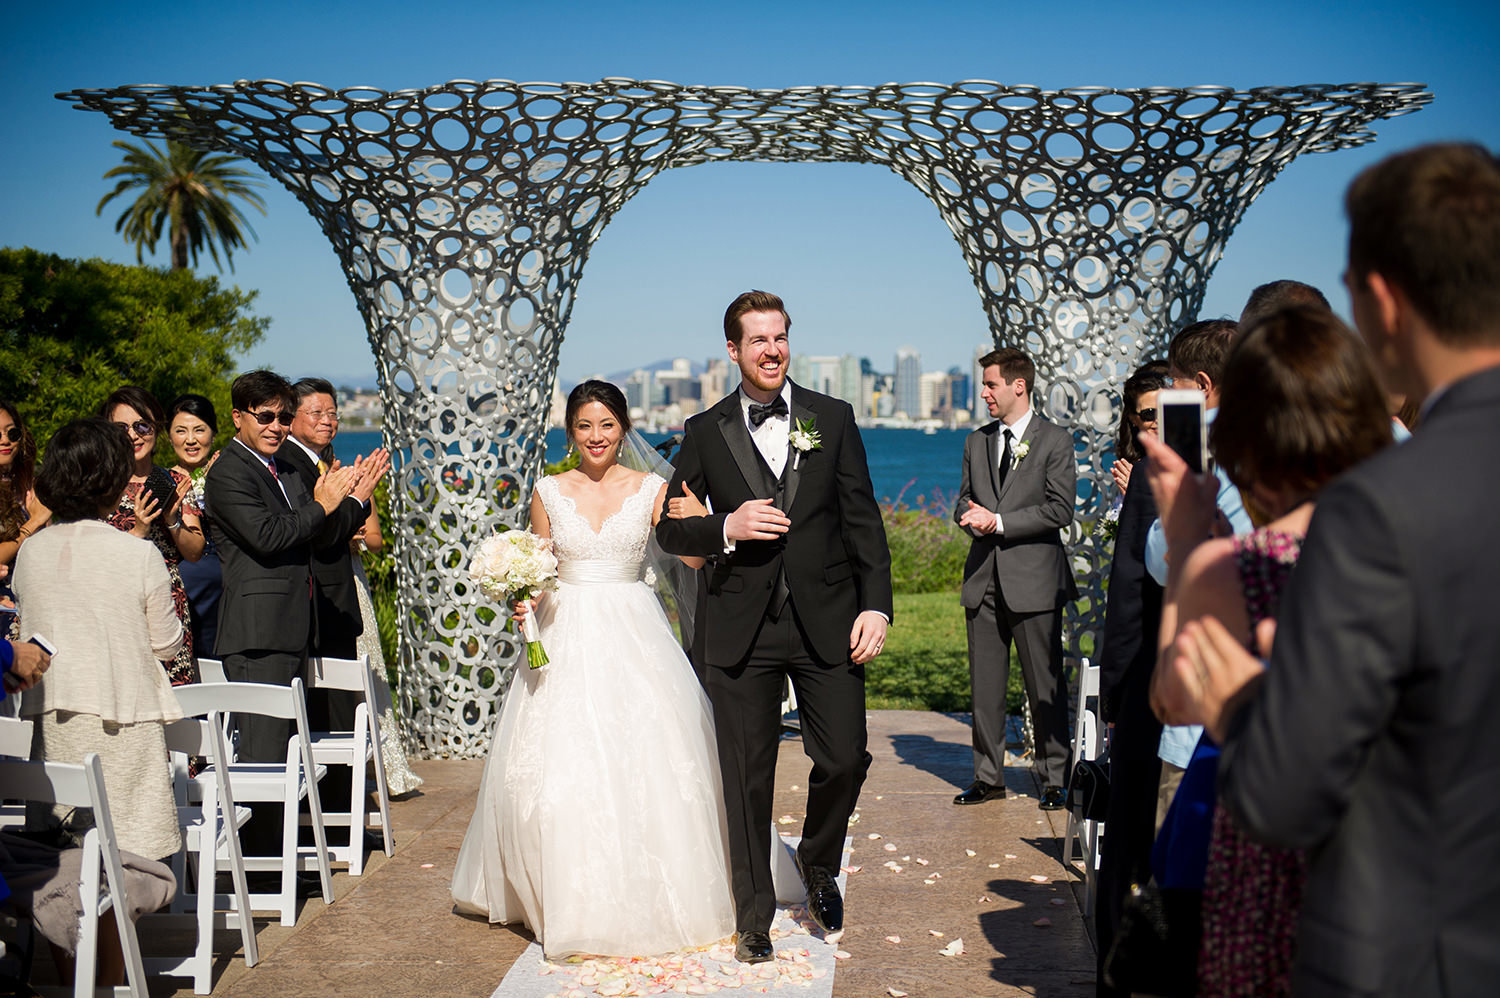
[450,380,735,958]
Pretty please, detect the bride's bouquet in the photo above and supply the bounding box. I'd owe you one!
[470,530,559,669]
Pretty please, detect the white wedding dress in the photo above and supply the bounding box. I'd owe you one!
[450,472,736,958]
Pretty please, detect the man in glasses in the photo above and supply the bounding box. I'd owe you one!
[206,370,360,860]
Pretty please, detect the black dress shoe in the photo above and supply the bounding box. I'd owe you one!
[363,828,389,852]
[735,930,774,964]
[245,871,326,899]
[1038,785,1067,811]
[796,854,844,933]
[953,781,1007,805]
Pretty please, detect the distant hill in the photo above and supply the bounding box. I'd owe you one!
[559,358,707,395]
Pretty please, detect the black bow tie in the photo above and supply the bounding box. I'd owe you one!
[748,396,789,428]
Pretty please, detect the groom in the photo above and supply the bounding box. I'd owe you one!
[657,290,893,964]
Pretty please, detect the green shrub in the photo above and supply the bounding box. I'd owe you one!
[882,486,969,595]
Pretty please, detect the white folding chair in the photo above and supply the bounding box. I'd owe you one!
[1063,657,1105,916]
[304,656,394,875]
[194,658,229,684]
[0,753,149,998]
[146,711,259,993]
[0,716,35,829]
[172,678,333,926]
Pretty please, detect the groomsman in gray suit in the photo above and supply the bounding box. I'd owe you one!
[954,347,1078,810]
[1153,142,1500,997]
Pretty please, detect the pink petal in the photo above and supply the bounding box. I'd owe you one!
[965,849,977,857]
[866,833,882,840]
[929,929,945,937]
[884,935,901,944]
[883,843,897,852]
[1033,917,1052,927]
[1004,853,1018,859]
[1050,898,1067,906]
[923,879,936,885]
[1029,874,1050,883]
[888,989,909,997]
[915,858,929,866]
[833,950,851,960]
[840,865,862,873]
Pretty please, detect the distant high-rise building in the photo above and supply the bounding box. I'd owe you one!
[789,355,813,387]
[919,370,950,419]
[948,366,970,413]
[838,355,862,411]
[701,357,730,408]
[972,344,991,423]
[624,368,653,413]
[894,347,921,420]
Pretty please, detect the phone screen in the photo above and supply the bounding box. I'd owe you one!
[1161,400,1206,473]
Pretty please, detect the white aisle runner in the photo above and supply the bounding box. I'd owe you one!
[490,835,849,998]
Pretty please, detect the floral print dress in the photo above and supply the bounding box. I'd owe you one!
[1197,527,1307,997]
[107,472,200,687]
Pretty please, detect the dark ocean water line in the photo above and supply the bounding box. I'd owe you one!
[333,425,971,512]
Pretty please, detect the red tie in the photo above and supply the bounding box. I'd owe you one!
[267,458,280,480]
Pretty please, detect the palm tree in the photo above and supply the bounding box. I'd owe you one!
[96,138,267,272]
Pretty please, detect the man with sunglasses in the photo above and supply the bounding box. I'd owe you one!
[206,370,360,857]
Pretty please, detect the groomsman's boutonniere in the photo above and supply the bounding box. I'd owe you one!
[789,417,822,470]
[1011,440,1031,470]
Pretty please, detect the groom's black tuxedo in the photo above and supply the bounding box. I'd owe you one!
[657,382,892,934]
[658,384,893,665]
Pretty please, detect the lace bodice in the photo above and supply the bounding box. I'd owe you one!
[536,472,662,571]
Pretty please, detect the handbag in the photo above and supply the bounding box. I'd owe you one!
[1103,880,1202,997]
[1067,748,1110,821]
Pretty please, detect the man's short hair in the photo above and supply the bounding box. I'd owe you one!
[1240,280,1331,330]
[1346,142,1500,345]
[723,290,791,345]
[230,371,295,413]
[1167,319,1239,384]
[291,377,338,406]
[978,347,1035,392]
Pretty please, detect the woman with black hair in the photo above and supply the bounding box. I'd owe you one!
[0,400,48,627]
[99,386,203,686]
[168,393,224,657]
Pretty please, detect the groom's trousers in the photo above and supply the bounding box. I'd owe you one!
[703,600,870,933]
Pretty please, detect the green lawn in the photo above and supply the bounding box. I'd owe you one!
[866,591,1093,712]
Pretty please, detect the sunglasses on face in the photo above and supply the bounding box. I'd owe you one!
[1,427,20,443]
[243,408,294,427]
[116,420,155,438]
[1135,408,1158,422]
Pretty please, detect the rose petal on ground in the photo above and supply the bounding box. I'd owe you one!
[1005,853,1018,859]
[875,795,884,800]
[777,816,794,825]
[1033,917,1052,927]
[923,879,936,885]
[420,863,435,869]
[824,929,844,944]
[915,858,929,866]
[884,935,901,944]
[888,989,909,997]
[939,938,965,957]
[790,785,801,791]
[1029,874,1050,883]
[883,843,897,852]
[978,896,990,903]
[841,864,862,873]
[988,863,1001,868]
[965,848,977,857]
[833,950,851,960]
[928,929,945,937]
[1050,898,1067,906]
[901,855,910,861]
[867,833,882,840]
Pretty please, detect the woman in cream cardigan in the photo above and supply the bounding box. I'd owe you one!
[14,418,185,863]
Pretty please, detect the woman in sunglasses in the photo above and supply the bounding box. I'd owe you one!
[0,401,49,620]
[1112,360,1171,495]
[98,386,204,687]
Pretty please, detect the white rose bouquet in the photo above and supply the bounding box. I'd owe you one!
[470,530,559,669]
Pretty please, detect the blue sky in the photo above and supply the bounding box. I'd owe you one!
[2,1,1496,389]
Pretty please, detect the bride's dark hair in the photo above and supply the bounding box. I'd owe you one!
[565,380,631,432]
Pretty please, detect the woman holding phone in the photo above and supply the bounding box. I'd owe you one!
[99,386,204,686]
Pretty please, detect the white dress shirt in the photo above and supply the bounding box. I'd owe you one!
[990,406,1033,536]
[722,383,793,553]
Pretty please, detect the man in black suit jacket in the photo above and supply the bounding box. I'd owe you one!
[656,291,893,963]
[206,371,358,761]
[1153,143,1500,997]
[1094,458,1164,995]
[953,348,1078,809]
[278,377,388,660]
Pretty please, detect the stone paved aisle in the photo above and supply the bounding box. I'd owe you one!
[139,711,1094,997]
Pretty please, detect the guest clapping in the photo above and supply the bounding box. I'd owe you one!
[168,393,225,658]
[100,386,203,686]
[0,401,48,610]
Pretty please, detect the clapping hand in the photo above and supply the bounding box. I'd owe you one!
[1112,457,1133,494]
[958,500,998,535]
[350,448,392,504]
[313,464,358,513]
[724,497,790,542]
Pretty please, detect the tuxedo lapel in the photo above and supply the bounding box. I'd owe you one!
[782,386,815,514]
[717,399,774,500]
[233,440,291,510]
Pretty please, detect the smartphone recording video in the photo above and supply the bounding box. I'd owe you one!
[1158,389,1208,474]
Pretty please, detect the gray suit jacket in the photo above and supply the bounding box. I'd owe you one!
[954,414,1078,613]
[1219,364,1500,997]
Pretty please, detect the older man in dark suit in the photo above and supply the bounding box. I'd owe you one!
[1153,142,1500,997]
[953,347,1078,810]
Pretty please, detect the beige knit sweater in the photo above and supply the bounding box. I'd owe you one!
[13,520,184,724]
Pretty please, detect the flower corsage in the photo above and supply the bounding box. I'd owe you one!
[1010,439,1031,470]
[789,417,822,470]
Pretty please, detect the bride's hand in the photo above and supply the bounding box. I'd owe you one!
[667,484,708,519]
[511,597,535,625]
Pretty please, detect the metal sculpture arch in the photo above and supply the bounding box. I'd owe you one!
[61,77,1428,757]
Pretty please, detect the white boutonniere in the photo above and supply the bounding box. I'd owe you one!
[789,417,822,470]
[1010,440,1031,470]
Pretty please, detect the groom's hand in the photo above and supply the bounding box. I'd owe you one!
[849,610,887,665]
[724,497,790,542]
